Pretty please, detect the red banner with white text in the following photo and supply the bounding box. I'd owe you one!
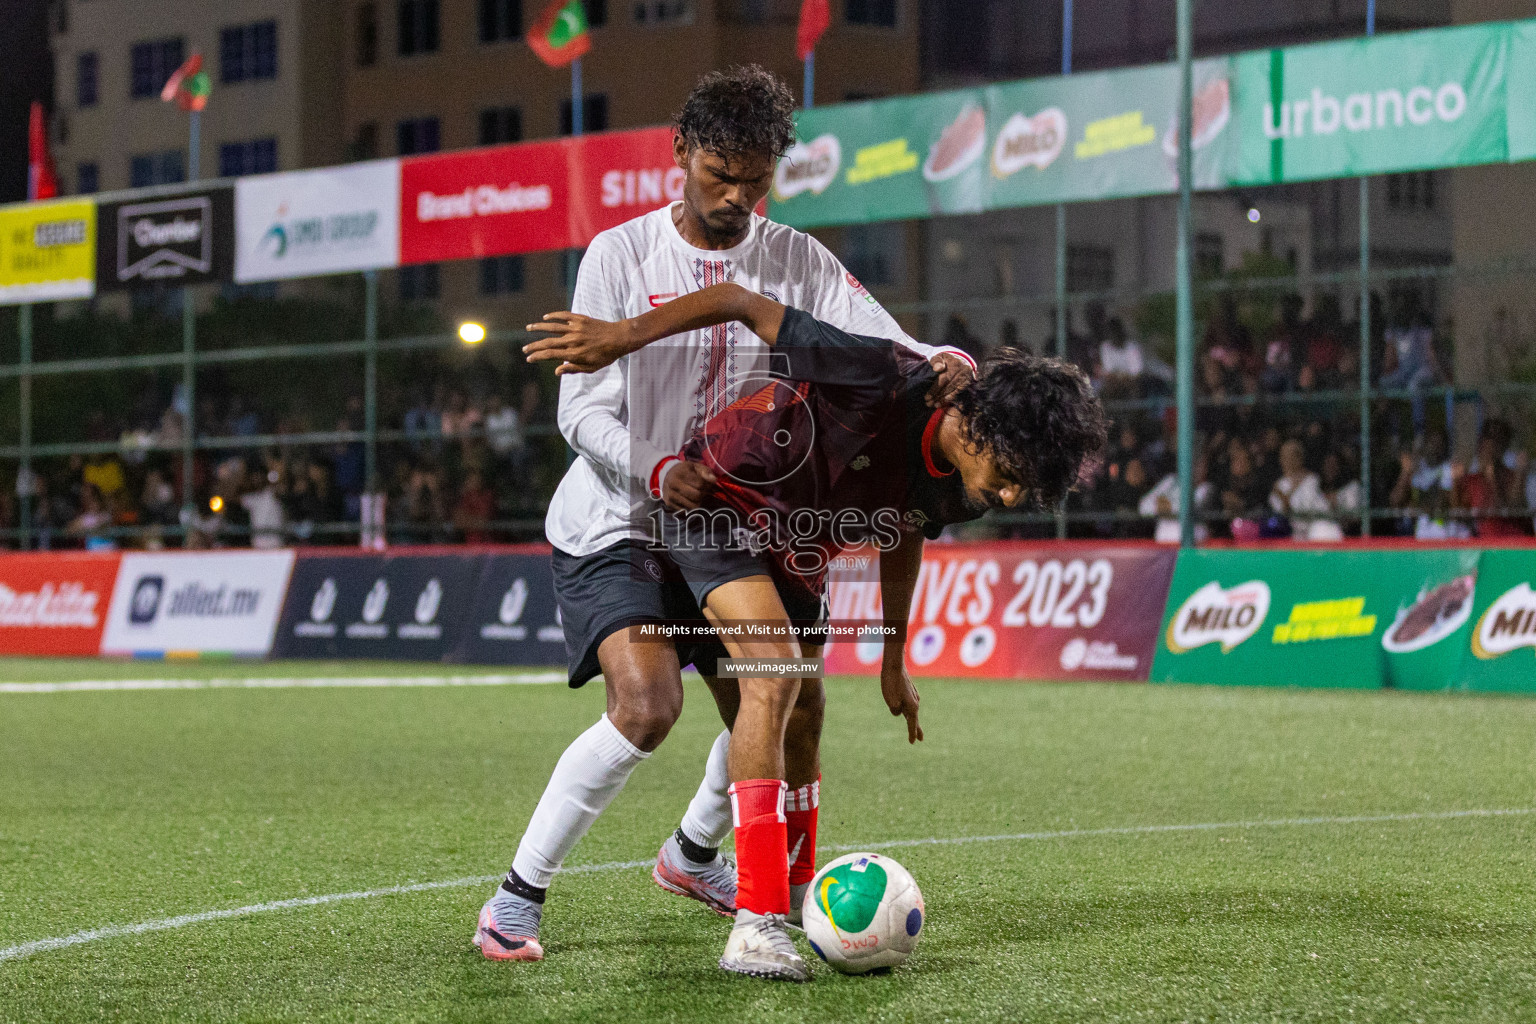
[823,542,1177,681]
[0,551,121,656]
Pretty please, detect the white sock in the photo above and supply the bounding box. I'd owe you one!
[678,728,733,850]
[510,714,649,888]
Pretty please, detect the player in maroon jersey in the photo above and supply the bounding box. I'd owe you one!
[525,282,1105,979]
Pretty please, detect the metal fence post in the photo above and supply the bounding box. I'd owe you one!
[17,303,33,549]
[1175,0,1196,548]
[363,269,379,491]
[1358,0,1376,537]
[180,289,196,542]
[1054,0,1073,540]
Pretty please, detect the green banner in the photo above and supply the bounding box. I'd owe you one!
[770,18,1536,228]
[1150,548,1481,690]
[771,60,1233,229]
[1454,548,1536,693]
[1229,22,1509,185]
[1507,22,1536,162]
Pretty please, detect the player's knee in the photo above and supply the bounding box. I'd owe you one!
[608,695,681,751]
[792,682,826,730]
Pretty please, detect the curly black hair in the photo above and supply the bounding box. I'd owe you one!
[951,349,1108,507]
[674,65,798,160]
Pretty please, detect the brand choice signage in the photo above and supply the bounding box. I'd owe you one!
[96,186,234,290]
[235,161,400,282]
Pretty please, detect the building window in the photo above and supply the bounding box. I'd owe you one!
[1194,232,1224,279]
[479,0,522,41]
[479,106,522,145]
[130,38,186,99]
[633,0,691,23]
[219,138,278,178]
[589,0,608,25]
[129,150,186,188]
[846,0,895,27]
[351,121,380,160]
[77,52,99,108]
[399,264,440,301]
[559,93,608,135]
[1387,171,1436,212]
[220,21,278,83]
[1066,244,1114,294]
[398,0,440,55]
[842,222,902,288]
[356,3,379,65]
[396,116,441,155]
[76,162,99,195]
[481,255,525,294]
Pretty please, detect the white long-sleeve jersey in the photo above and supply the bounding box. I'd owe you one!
[545,204,969,556]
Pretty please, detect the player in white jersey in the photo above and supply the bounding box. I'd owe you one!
[473,65,974,969]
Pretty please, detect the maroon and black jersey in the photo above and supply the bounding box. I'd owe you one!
[674,307,979,598]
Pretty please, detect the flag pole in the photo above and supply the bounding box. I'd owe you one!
[803,50,814,109]
[1358,0,1376,536]
[566,55,583,307]
[180,105,200,537]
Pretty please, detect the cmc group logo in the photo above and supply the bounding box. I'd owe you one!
[1165,580,1271,654]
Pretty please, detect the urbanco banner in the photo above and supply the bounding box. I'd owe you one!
[100,551,295,657]
[235,160,400,283]
[822,542,1176,681]
[0,551,120,656]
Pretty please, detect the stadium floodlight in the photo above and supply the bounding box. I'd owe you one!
[209,495,224,513]
[1247,207,1261,223]
[459,322,487,345]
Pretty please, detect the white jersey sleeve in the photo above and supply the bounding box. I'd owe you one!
[797,233,976,369]
[556,231,673,491]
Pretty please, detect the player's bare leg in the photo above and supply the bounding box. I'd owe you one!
[704,576,811,981]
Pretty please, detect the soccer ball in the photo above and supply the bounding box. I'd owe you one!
[801,852,924,973]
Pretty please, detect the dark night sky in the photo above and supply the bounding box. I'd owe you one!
[0,0,53,203]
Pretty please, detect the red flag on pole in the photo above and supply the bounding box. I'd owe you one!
[161,53,211,111]
[27,101,58,201]
[797,0,830,61]
[528,0,591,68]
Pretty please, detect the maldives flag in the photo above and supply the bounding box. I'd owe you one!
[796,0,830,60]
[529,0,591,68]
[160,53,211,111]
[27,101,58,201]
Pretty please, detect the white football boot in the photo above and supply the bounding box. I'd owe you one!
[719,909,811,982]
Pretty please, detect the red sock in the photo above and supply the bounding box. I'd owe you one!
[785,777,819,886]
[730,779,789,916]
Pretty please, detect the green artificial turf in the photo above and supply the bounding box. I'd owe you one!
[2,665,1535,1022]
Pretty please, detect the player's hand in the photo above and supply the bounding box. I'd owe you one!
[523,312,638,375]
[880,655,923,744]
[661,460,718,511]
[925,352,976,407]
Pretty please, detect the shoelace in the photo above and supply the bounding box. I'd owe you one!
[750,913,799,957]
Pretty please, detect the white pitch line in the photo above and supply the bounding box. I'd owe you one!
[0,673,568,694]
[2,807,1530,965]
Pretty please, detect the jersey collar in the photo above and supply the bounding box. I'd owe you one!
[922,407,955,479]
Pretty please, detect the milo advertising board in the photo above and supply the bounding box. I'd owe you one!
[1457,548,1536,693]
[1151,548,1481,689]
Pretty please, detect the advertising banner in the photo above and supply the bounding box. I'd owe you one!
[772,61,1233,229]
[273,552,482,661]
[1151,548,1482,689]
[1457,548,1536,693]
[100,551,295,657]
[1229,22,1509,185]
[0,198,95,304]
[451,552,567,666]
[823,543,1176,681]
[0,551,120,656]
[399,139,570,264]
[235,160,401,283]
[1507,21,1536,163]
[95,185,235,291]
[568,126,683,247]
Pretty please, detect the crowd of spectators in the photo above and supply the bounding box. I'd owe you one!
[1,367,557,550]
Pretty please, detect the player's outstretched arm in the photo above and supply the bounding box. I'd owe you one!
[524,283,786,375]
[878,528,926,744]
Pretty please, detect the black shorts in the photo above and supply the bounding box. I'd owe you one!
[551,540,729,688]
[659,513,829,647]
